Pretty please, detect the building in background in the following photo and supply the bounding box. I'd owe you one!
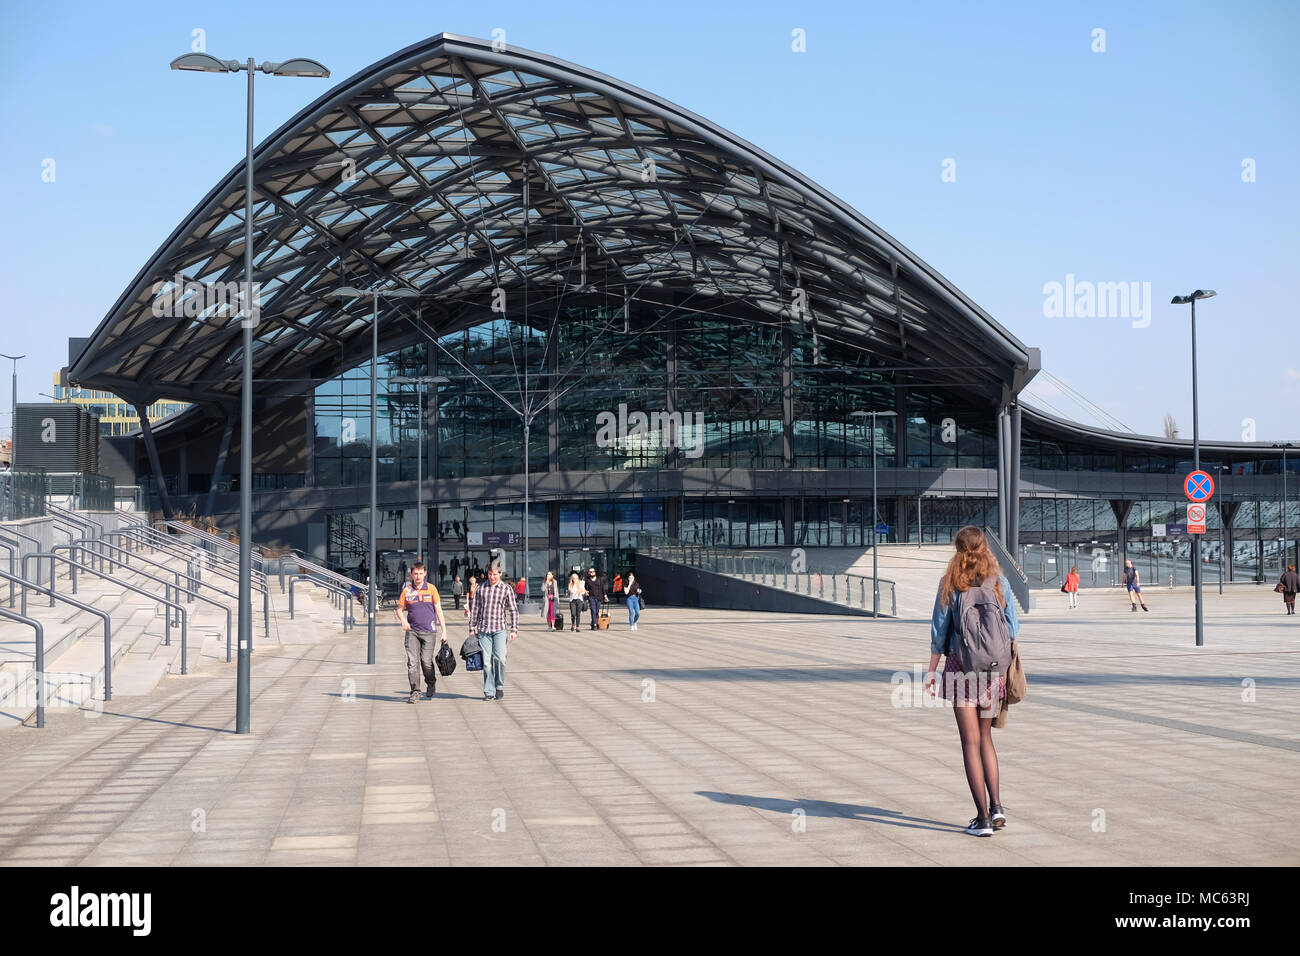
[47,375,186,437]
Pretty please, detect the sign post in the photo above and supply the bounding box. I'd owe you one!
[1184,470,1215,646]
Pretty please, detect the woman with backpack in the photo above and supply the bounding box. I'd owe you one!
[925,526,1020,838]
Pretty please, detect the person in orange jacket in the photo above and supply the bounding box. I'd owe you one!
[1064,566,1080,608]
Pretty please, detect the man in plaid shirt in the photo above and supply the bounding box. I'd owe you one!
[468,563,518,700]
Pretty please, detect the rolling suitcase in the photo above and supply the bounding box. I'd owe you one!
[554,612,563,629]
[597,610,610,630]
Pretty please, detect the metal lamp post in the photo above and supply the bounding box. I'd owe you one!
[1274,442,1294,573]
[1,354,22,460]
[1171,289,1215,647]
[391,375,449,564]
[171,52,329,734]
[334,285,418,666]
[851,409,896,616]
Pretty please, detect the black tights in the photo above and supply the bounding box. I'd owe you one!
[954,704,999,819]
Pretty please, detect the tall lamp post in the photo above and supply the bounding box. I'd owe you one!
[333,285,418,666]
[1,354,22,455]
[1274,442,1295,573]
[1171,289,1215,647]
[851,409,897,616]
[391,375,449,563]
[171,52,329,734]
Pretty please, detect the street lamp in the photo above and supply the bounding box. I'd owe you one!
[334,285,418,667]
[0,354,22,453]
[1170,289,1215,647]
[171,51,329,734]
[851,409,897,616]
[1274,442,1295,573]
[391,374,449,565]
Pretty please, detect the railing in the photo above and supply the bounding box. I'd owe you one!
[287,575,355,632]
[115,485,148,512]
[1,470,47,520]
[633,532,897,617]
[44,473,115,512]
[0,566,113,708]
[0,606,45,727]
[23,552,192,675]
[984,527,1033,612]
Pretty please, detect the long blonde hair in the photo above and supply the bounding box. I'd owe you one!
[940,526,1004,606]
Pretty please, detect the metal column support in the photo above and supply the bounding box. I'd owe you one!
[1008,404,1022,553]
[206,414,235,518]
[1111,500,1134,564]
[996,405,1009,548]
[136,404,175,520]
[781,324,794,469]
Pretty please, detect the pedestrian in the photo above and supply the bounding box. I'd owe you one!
[451,573,464,610]
[450,555,460,578]
[515,575,527,600]
[585,566,607,630]
[925,526,1020,837]
[467,562,518,701]
[1123,558,1148,611]
[396,561,447,704]
[612,572,623,605]
[567,571,584,632]
[1064,565,1080,609]
[1279,564,1300,615]
[438,561,447,583]
[542,570,559,630]
[625,571,643,630]
[357,557,369,583]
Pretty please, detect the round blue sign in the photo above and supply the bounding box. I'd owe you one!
[1184,471,1215,502]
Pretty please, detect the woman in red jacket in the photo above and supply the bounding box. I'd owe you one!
[1064,566,1080,609]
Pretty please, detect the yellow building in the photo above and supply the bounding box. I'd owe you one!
[49,374,188,437]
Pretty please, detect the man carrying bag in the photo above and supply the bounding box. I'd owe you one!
[396,562,447,704]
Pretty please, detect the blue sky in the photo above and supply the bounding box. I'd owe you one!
[2,0,1296,441]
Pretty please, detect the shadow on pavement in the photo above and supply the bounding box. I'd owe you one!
[697,791,960,832]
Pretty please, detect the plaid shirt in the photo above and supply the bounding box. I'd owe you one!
[469,579,519,634]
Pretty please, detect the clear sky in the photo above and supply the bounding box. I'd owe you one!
[2,0,1296,442]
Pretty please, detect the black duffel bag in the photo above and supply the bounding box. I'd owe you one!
[436,639,457,676]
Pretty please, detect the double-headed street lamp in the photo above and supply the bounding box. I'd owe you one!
[333,285,418,666]
[171,51,330,735]
[1171,289,1215,648]
[851,409,897,617]
[390,375,450,563]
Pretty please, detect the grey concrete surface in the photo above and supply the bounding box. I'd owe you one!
[0,583,1296,866]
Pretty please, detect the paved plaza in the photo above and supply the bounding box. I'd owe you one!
[0,584,1297,866]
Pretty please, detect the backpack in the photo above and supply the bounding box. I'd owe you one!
[436,639,457,677]
[951,578,1013,675]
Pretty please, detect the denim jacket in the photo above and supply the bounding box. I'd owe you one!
[929,574,1020,656]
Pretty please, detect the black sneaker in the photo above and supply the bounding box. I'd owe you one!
[495,690,504,700]
[1142,605,1149,612]
[483,694,495,702]
[989,804,1006,829]
[965,817,994,837]
[423,686,436,699]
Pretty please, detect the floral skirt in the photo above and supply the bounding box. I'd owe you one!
[941,654,1006,710]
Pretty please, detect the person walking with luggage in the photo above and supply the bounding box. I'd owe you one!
[467,562,518,701]
[1123,558,1148,611]
[451,574,464,610]
[585,566,606,630]
[568,571,584,632]
[1279,564,1300,615]
[625,571,643,631]
[542,570,559,630]
[396,562,447,703]
[925,526,1020,837]
[1064,566,1080,609]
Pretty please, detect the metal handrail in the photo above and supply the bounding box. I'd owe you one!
[0,566,113,704]
[0,526,42,551]
[0,606,45,727]
[0,537,14,607]
[275,553,359,595]
[288,575,355,631]
[156,520,262,570]
[117,525,268,588]
[56,541,235,665]
[24,552,193,673]
[983,526,1032,613]
[98,532,269,638]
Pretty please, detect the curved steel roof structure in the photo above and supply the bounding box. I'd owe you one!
[70,33,1033,409]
